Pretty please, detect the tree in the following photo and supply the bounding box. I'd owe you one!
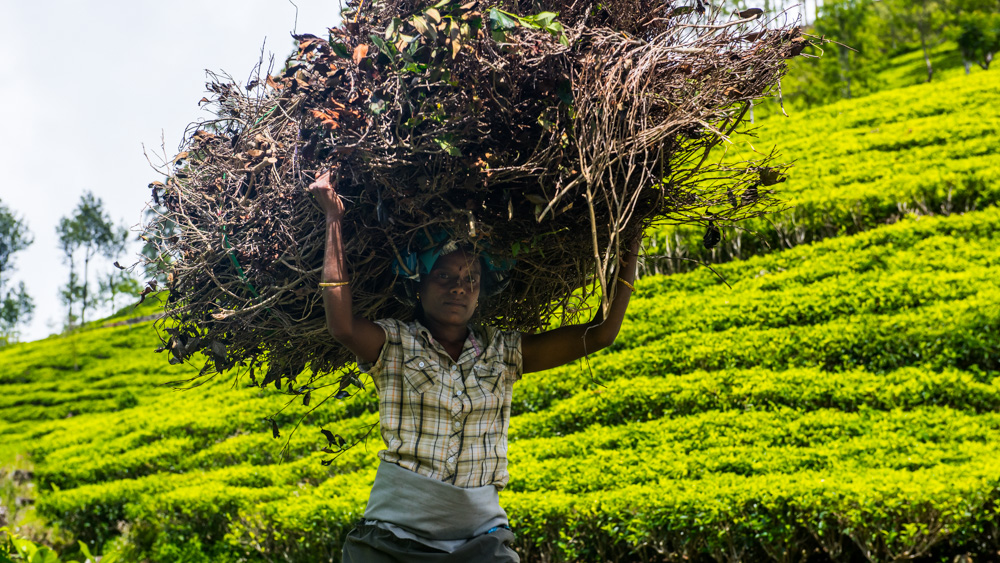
[811,0,884,99]
[951,12,1000,71]
[0,283,34,345]
[884,0,949,81]
[56,192,120,327]
[99,226,142,313]
[0,199,34,344]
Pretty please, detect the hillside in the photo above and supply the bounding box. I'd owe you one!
[648,69,1000,272]
[2,69,1000,562]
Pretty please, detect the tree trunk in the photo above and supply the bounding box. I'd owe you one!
[839,47,852,99]
[920,34,933,82]
[66,262,75,329]
[82,253,90,325]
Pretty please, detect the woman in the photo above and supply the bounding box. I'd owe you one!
[309,172,639,562]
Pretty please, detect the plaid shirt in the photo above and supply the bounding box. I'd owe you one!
[359,319,522,490]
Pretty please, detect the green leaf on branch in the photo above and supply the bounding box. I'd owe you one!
[369,34,398,61]
[551,22,569,46]
[520,11,557,28]
[434,137,463,156]
[489,7,520,30]
[384,17,402,39]
[402,62,427,73]
[412,15,438,41]
[330,42,351,59]
[557,79,573,106]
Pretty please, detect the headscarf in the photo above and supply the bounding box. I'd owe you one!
[392,230,514,305]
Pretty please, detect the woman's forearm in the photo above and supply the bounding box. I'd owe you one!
[521,239,640,373]
[321,216,355,340]
[584,240,639,348]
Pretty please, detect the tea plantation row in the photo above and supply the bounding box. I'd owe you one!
[647,69,1000,271]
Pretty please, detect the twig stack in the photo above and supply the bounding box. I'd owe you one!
[144,0,808,390]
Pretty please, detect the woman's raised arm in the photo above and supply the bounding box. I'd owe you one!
[520,238,640,374]
[308,171,386,364]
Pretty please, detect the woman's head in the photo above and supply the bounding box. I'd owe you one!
[415,249,482,327]
[393,236,512,314]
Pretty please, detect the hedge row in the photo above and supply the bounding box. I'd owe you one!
[511,366,1000,439]
[645,70,1000,270]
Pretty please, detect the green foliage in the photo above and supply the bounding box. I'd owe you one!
[489,8,568,45]
[649,70,1000,269]
[0,283,33,347]
[0,200,32,281]
[950,12,1000,70]
[0,199,33,346]
[55,192,129,329]
[813,0,882,100]
[772,0,988,111]
[7,205,999,561]
[0,526,119,563]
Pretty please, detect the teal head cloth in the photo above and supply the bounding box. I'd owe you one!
[391,230,515,303]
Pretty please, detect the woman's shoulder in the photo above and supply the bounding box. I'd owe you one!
[372,317,412,333]
[476,324,522,352]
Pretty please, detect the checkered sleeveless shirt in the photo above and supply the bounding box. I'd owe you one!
[359,319,522,489]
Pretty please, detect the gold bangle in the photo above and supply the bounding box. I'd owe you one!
[319,281,349,288]
[617,276,634,291]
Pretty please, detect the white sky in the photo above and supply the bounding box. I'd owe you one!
[0,0,341,342]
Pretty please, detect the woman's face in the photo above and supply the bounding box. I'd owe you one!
[418,249,482,327]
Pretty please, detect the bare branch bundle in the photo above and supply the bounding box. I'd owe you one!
[144,0,810,390]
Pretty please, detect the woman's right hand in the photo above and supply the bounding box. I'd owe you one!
[308,170,345,222]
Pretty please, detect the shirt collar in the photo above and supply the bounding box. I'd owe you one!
[413,320,483,360]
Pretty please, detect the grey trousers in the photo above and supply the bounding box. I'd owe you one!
[342,520,520,563]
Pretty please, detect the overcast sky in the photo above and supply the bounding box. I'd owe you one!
[0,0,341,342]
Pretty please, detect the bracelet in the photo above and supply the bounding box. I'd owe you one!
[616,276,634,291]
[319,281,349,288]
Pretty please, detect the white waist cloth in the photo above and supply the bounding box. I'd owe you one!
[363,460,509,552]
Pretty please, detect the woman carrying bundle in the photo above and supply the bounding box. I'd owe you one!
[309,171,639,562]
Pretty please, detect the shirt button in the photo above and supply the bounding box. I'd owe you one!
[448,456,456,464]
[453,421,462,430]
[418,361,425,368]
[456,390,463,396]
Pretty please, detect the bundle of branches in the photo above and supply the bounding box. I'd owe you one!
[144,0,810,392]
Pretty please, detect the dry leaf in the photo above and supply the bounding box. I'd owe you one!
[310,109,341,129]
[353,44,369,65]
[266,75,284,90]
